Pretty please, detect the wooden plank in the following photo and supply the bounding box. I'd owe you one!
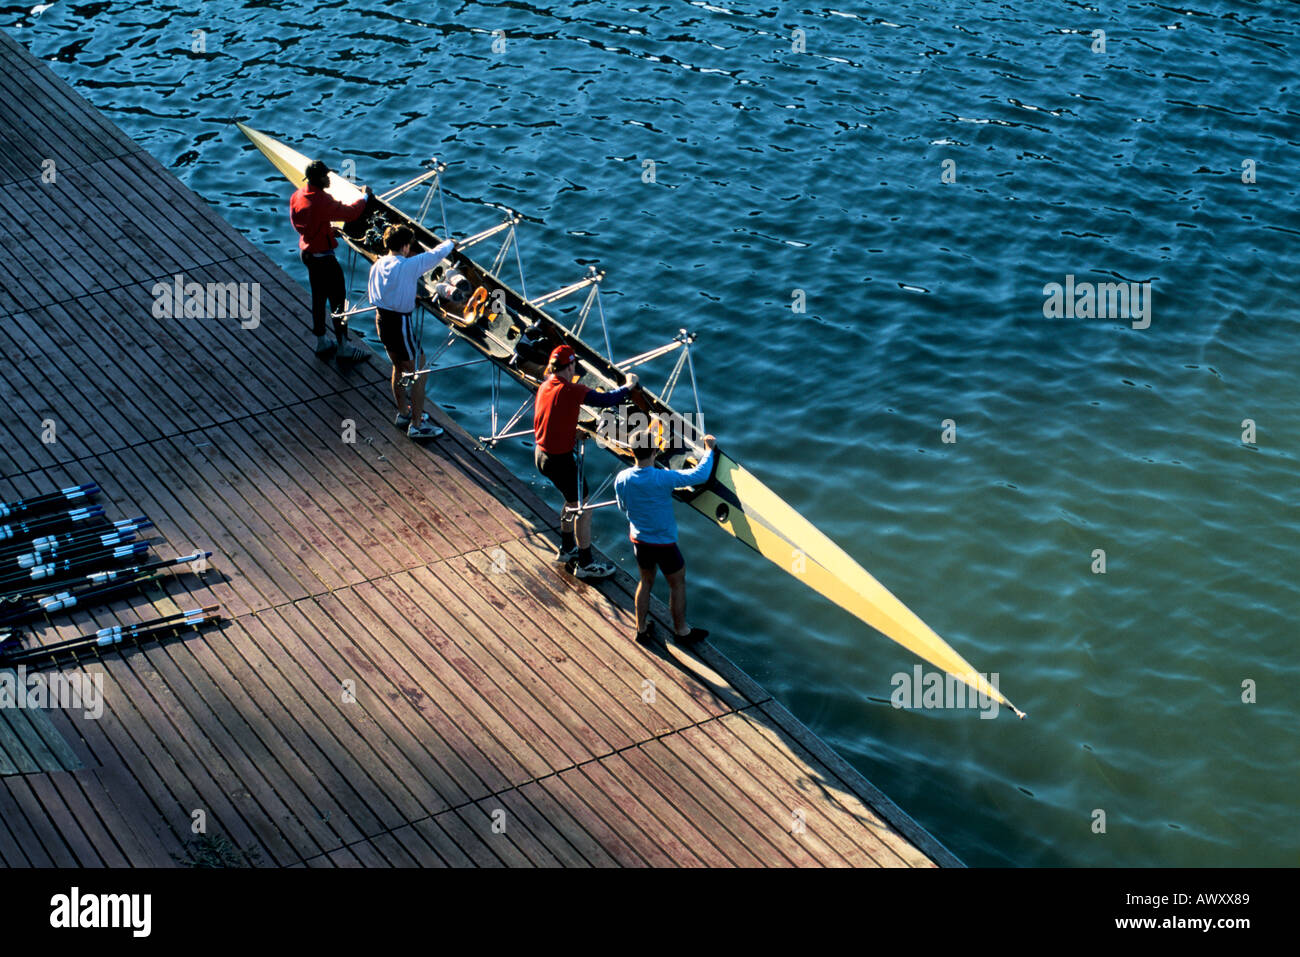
[410,817,474,867]
[89,652,289,866]
[192,422,355,594]
[732,708,933,866]
[0,785,35,865]
[260,600,448,826]
[430,805,506,868]
[0,779,54,865]
[144,622,358,860]
[76,767,174,867]
[0,53,139,163]
[6,698,81,771]
[6,306,142,453]
[759,699,958,867]
[593,751,736,867]
[559,761,690,867]
[622,741,766,866]
[360,831,415,866]
[134,437,314,607]
[363,572,584,778]
[428,555,633,757]
[457,545,682,739]
[385,824,448,867]
[0,706,43,774]
[232,410,421,579]
[5,307,136,458]
[2,180,104,293]
[35,660,191,864]
[113,640,323,865]
[296,586,496,808]
[211,611,393,838]
[516,780,621,867]
[709,712,905,867]
[499,537,730,727]
[1,696,73,780]
[98,447,264,620]
[642,728,811,868]
[0,67,100,171]
[488,785,593,867]
[326,848,361,867]
[458,802,546,867]
[658,726,823,867]
[28,770,126,867]
[1,774,80,866]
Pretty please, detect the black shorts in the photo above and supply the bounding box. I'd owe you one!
[633,540,685,575]
[534,447,587,503]
[376,307,417,363]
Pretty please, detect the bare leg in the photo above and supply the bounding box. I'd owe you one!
[391,360,414,413]
[409,365,427,422]
[666,567,687,635]
[635,565,656,632]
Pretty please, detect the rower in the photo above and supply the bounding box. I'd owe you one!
[533,344,638,580]
[290,159,372,361]
[367,224,455,440]
[615,429,717,645]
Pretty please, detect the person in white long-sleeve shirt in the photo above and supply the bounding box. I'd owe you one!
[367,224,455,439]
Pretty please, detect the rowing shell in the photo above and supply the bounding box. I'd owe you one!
[236,122,1023,718]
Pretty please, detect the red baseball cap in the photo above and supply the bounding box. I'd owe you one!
[549,344,577,366]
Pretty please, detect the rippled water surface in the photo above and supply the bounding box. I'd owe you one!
[7,0,1298,866]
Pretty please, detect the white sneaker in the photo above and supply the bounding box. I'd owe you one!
[574,560,615,580]
[337,341,371,362]
[408,422,444,440]
[395,411,430,428]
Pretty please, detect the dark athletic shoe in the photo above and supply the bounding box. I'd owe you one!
[337,340,371,362]
[635,622,656,645]
[554,545,580,564]
[314,335,337,356]
[674,627,708,645]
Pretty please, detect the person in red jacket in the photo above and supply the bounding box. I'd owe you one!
[289,159,371,360]
[533,344,638,580]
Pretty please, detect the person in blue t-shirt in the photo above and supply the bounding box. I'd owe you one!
[614,428,717,645]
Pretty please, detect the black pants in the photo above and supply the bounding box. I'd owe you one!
[302,250,347,338]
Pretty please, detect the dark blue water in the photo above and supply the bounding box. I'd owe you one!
[7,0,1298,866]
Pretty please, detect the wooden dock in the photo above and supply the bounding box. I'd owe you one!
[0,27,959,868]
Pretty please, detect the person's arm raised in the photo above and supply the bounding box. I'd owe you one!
[670,437,716,487]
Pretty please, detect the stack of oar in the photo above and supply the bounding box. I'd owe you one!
[0,482,219,664]
[1,606,221,666]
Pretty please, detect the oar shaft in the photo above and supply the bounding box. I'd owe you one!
[0,504,105,543]
[0,541,155,590]
[0,540,156,595]
[0,517,150,562]
[0,483,98,520]
[0,571,161,629]
[37,572,162,614]
[1,607,219,664]
[0,550,211,604]
[10,529,140,569]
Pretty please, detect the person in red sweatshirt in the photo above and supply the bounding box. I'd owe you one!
[533,344,638,580]
[289,159,371,361]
